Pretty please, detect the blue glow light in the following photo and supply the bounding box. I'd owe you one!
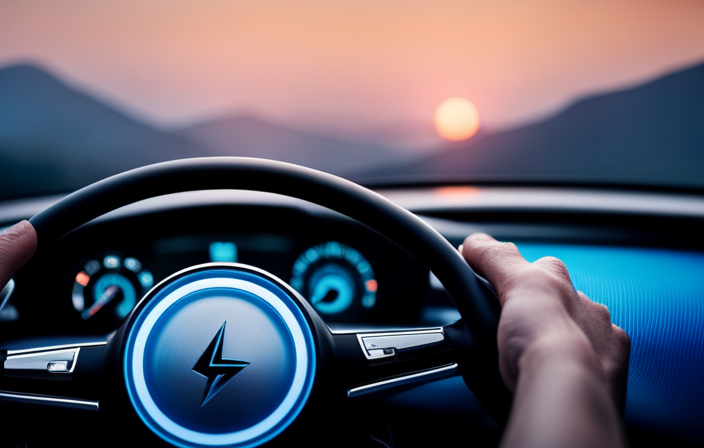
[513,244,704,437]
[125,257,142,272]
[404,244,704,439]
[209,242,238,263]
[90,273,136,319]
[139,271,154,289]
[291,241,377,314]
[308,264,355,314]
[123,266,316,448]
[103,255,121,269]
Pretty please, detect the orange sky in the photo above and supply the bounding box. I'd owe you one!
[1,0,704,130]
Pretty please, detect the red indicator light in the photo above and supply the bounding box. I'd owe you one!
[75,271,90,287]
[365,279,378,292]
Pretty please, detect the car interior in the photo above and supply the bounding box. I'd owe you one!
[1,1,703,447]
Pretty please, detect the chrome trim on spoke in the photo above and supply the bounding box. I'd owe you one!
[0,391,99,411]
[5,348,80,373]
[347,363,458,399]
[356,328,445,360]
[6,341,106,356]
[328,325,442,335]
[0,279,15,315]
[4,341,107,375]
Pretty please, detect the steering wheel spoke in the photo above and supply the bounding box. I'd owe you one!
[0,339,107,411]
[329,324,462,400]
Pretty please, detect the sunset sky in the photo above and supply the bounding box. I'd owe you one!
[2,0,704,132]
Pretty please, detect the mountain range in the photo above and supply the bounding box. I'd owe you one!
[1,61,703,199]
[0,65,199,197]
[369,62,704,189]
[0,64,411,199]
[178,114,405,173]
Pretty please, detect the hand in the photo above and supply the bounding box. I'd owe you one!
[0,221,38,292]
[461,233,630,448]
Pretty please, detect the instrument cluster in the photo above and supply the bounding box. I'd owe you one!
[68,239,381,331]
[10,204,430,336]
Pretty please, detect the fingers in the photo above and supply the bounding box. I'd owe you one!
[0,221,38,289]
[462,232,631,414]
[570,292,631,412]
[460,233,529,299]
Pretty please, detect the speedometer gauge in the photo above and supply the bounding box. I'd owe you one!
[72,255,153,327]
[290,242,377,320]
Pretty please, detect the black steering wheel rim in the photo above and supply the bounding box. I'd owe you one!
[28,156,510,423]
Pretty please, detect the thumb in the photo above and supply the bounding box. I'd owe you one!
[0,220,38,289]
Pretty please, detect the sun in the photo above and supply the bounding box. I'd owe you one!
[434,97,480,142]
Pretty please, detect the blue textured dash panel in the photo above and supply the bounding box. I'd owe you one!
[515,244,704,439]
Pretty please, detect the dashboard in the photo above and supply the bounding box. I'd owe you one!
[1,186,704,447]
[7,192,429,338]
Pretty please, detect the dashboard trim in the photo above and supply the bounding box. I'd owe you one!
[378,187,704,218]
[4,187,704,230]
[0,391,99,411]
[347,363,459,399]
[6,341,107,356]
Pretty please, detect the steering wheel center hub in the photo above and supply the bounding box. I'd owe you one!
[122,264,317,448]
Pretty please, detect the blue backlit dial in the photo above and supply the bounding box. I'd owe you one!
[72,255,154,325]
[290,242,377,318]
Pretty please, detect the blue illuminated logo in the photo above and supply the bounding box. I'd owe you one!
[192,322,249,407]
[124,267,316,448]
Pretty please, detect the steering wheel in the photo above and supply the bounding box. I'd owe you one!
[5,157,510,447]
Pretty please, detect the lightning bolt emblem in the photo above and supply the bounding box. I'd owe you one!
[192,322,250,407]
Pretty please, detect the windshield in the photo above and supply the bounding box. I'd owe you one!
[1,1,703,200]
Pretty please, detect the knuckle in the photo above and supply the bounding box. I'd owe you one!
[613,324,631,349]
[502,241,519,253]
[597,302,612,319]
[535,256,570,278]
[590,301,613,324]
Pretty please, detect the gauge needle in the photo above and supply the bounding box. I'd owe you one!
[313,289,339,305]
[81,285,122,320]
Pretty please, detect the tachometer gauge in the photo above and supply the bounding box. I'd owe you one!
[71,255,153,326]
[290,242,377,320]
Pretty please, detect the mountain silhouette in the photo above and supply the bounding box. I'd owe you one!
[278,116,446,154]
[2,61,703,199]
[0,63,412,200]
[0,63,202,198]
[368,62,704,189]
[177,114,409,174]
